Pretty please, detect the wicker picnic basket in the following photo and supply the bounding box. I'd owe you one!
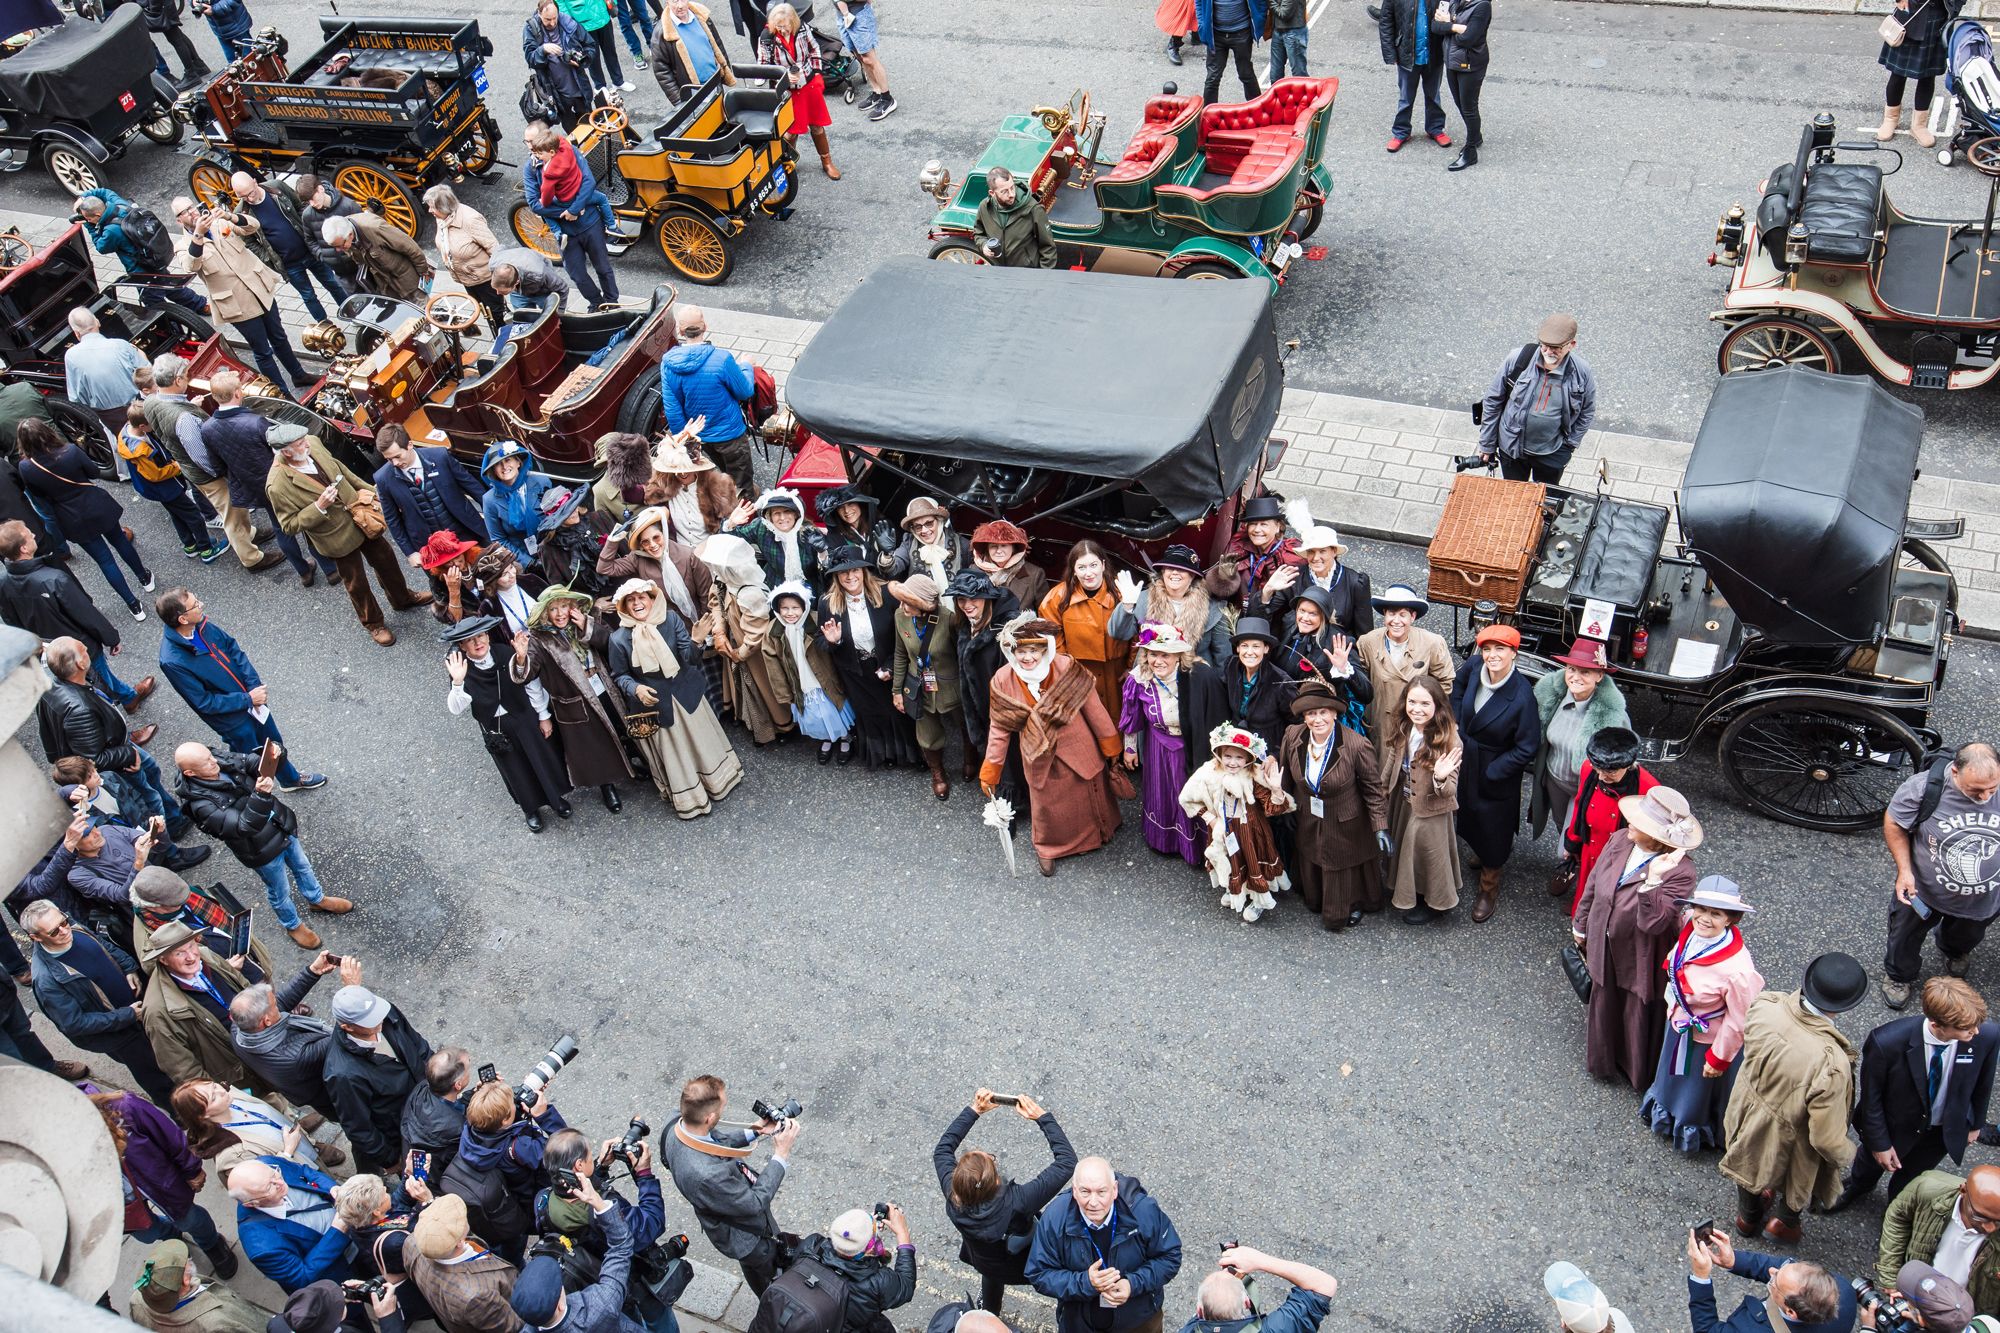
[1426,475,1547,610]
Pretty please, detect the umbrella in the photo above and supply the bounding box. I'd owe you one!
[981,795,1017,878]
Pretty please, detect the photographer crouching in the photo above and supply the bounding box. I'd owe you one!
[512,1168,646,1333]
[439,1042,575,1264]
[1685,1225,1855,1332]
[1182,1246,1338,1333]
[661,1075,801,1295]
[779,1204,918,1333]
[529,1123,692,1333]
[1858,1263,1977,1333]
[933,1089,1076,1314]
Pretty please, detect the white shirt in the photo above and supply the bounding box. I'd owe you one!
[1474,666,1514,713]
[1384,635,1409,668]
[497,584,534,634]
[1934,1204,1985,1286]
[1925,1022,1960,1126]
[847,599,875,655]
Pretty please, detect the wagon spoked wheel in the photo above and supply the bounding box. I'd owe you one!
[1900,536,1961,617]
[332,161,421,239]
[1969,136,2000,175]
[44,396,116,472]
[458,116,499,176]
[139,107,183,146]
[508,203,564,261]
[0,231,35,271]
[1717,698,1925,831]
[1717,317,1841,375]
[654,207,734,285]
[188,160,236,211]
[41,143,100,195]
[928,238,988,264]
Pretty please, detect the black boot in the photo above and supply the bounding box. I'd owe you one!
[1166,35,1183,65]
[201,1241,239,1280]
[1448,142,1479,171]
[601,784,622,813]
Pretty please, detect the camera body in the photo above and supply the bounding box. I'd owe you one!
[1451,452,1497,474]
[602,1116,651,1171]
[1851,1279,1921,1333]
[752,1097,803,1125]
[344,1275,390,1298]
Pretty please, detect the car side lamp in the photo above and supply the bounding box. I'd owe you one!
[918,160,953,204]
[1784,221,1811,268]
[1710,203,1745,266]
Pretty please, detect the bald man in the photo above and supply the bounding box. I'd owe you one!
[1878,1165,2000,1311]
[927,1304,1022,1333]
[228,1156,353,1292]
[1884,742,2000,1009]
[1027,1157,1183,1333]
[1184,1247,1337,1333]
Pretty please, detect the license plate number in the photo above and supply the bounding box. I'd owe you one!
[473,67,489,94]
[119,91,136,111]
[757,167,787,204]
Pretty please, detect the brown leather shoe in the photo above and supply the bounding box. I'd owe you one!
[53,1059,91,1080]
[369,627,396,646]
[402,589,435,608]
[297,1110,325,1132]
[248,550,287,572]
[132,723,159,747]
[317,1141,348,1168]
[1734,1214,1765,1238]
[122,676,158,713]
[1763,1216,1803,1245]
[300,567,317,588]
[1471,866,1501,923]
[309,896,353,914]
[1038,855,1056,876]
[286,923,322,949]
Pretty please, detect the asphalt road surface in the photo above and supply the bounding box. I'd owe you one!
[20,0,2000,483]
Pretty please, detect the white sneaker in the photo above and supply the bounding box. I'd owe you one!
[140,574,156,592]
[1241,900,1264,923]
[619,80,636,92]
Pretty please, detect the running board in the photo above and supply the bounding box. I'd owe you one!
[1912,363,1951,390]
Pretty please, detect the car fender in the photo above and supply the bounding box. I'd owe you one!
[1164,237,1277,292]
[149,72,179,113]
[33,124,111,164]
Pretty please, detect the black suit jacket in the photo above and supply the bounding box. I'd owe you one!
[1855,1015,2000,1161]
[372,446,489,556]
[36,677,137,771]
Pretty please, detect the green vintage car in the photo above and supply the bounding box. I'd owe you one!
[919,79,1338,290]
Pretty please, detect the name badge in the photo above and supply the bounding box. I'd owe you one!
[922,669,938,692]
[1309,795,1325,818]
[1223,829,1240,855]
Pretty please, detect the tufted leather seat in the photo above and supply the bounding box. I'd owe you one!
[1763,161,1883,265]
[1103,132,1176,183]
[1160,134,1302,201]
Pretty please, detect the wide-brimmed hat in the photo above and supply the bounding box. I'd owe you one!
[969,519,1028,548]
[900,496,951,532]
[770,579,814,610]
[697,532,764,589]
[889,575,939,609]
[1371,584,1429,617]
[140,919,198,964]
[1474,623,1522,649]
[999,613,1057,654]
[1803,951,1868,1013]
[1543,1262,1632,1333]
[1153,543,1202,576]
[626,506,669,550]
[754,487,805,518]
[814,485,875,521]
[824,543,872,575]
[1676,874,1755,918]
[442,613,504,646]
[650,433,715,475]
[1240,495,1284,523]
[1208,724,1268,763]
[1231,616,1279,648]
[536,485,588,532]
[265,422,309,447]
[1551,638,1613,672]
[1585,726,1641,771]
[1618,785,1703,850]
[480,439,530,479]
[1293,585,1334,619]
[419,530,482,571]
[946,567,1003,603]
[1297,524,1346,555]
[1291,678,1343,718]
[527,584,593,626]
[1133,621,1194,655]
[612,577,662,613]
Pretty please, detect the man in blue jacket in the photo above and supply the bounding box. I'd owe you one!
[523,121,621,312]
[227,1156,354,1293]
[1686,1228,1855,1333]
[73,190,209,315]
[195,0,256,62]
[20,899,177,1103]
[1194,0,1263,105]
[512,1172,641,1331]
[155,587,325,793]
[661,305,756,495]
[525,1,596,129]
[1026,1156,1183,1333]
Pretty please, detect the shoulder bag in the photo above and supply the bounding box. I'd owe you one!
[1882,0,1927,46]
[1559,944,1591,1003]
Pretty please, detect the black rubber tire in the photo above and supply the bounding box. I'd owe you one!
[1717,696,1925,831]
[616,374,665,439]
[928,238,988,264]
[758,159,800,215]
[1175,259,1245,279]
[142,302,217,351]
[139,109,184,146]
[45,395,115,471]
[1289,195,1323,241]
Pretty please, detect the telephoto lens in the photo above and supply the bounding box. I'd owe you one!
[520,1036,581,1099]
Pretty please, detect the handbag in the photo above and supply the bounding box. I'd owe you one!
[347,490,387,539]
[479,726,513,757]
[1559,944,1592,1004]
[1881,1,1925,46]
[520,71,561,124]
[1107,764,1137,801]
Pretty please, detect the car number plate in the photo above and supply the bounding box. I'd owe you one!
[473,67,489,95]
[119,91,136,111]
[757,167,787,204]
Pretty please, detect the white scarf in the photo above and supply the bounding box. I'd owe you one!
[782,616,813,685]
[918,542,951,586]
[1015,655,1052,701]
[618,599,681,679]
[654,551,697,621]
[774,525,804,582]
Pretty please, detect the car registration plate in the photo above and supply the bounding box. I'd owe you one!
[119,91,136,111]
[756,167,787,204]
[473,67,489,95]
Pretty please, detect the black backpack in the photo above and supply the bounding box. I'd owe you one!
[748,1253,849,1333]
[1914,751,1956,828]
[121,204,177,272]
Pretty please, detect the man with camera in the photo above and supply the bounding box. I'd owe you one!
[512,1169,643,1332]
[441,1070,570,1264]
[1471,313,1597,485]
[530,1127,683,1333]
[1858,1263,1979,1333]
[971,169,1057,269]
[268,1277,408,1333]
[661,1075,800,1295]
[324,982,436,1178]
[1685,1225,1854,1332]
[1026,1157,1183,1333]
[1178,1245,1338,1333]
[773,1204,917,1333]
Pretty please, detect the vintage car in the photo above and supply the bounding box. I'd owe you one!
[180,17,500,238]
[509,69,796,286]
[0,8,181,193]
[765,256,1286,572]
[1426,365,1960,831]
[918,80,1337,289]
[1709,113,2000,389]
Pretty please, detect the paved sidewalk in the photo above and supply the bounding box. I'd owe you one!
[12,202,1991,637]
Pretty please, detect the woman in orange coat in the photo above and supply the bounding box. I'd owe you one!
[1037,539,1131,724]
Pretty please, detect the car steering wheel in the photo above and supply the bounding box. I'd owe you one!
[424,291,480,333]
[588,104,629,137]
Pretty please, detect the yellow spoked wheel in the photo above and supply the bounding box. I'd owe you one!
[509,203,564,260]
[458,116,499,175]
[331,161,421,238]
[654,207,733,285]
[188,160,235,211]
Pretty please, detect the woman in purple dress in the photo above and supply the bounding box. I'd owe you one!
[1118,622,1221,865]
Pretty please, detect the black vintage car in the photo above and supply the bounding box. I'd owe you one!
[0,7,181,193]
[1429,365,1961,831]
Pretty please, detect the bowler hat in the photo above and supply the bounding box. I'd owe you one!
[824,544,871,575]
[1585,726,1641,771]
[1239,495,1284,524]
[1231,616,1279,648]
[1370,584,1429,617]
[442,614,504,645]
[1153,543,1202,575]
[1802,952,1868,1013]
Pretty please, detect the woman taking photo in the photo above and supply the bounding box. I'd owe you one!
[1038,540,1131,724]
[1640,876,1764,1154]
[932,1089,1076,1316]
[1281,678,1389,931]
[759,3,841,179]
[424,185,504,332]
[818,544,922,769]
[1572,786,1703,1091]
[16,418,153,619]
[1378,677,1462,924]
[982,615,1123,876]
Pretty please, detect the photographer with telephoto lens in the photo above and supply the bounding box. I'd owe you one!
[530,1125,690,1333]
[1180,1245,1339,1333]
[933,1089,1076,1315]
[662,1074,801,1295]
[439,1046,573,1265]
[779,1204,917,1333]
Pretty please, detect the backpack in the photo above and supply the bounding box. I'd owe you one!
[1913,751,1955,828]
[748,1252,849,1333]
[1470,342,1536,425]
[116,429,181,485]
[120,204,177,272]
[520,70,561,126]
[750,363,779,425]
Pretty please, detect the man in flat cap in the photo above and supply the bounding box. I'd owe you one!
[1475,312,1597,486]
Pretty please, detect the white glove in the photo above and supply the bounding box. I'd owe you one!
[1114,569,1143,605]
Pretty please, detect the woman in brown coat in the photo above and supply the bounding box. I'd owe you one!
[1378,677,1463,922]
[265,430,432,645]
[1572,786,1704,1091]
[981,615,1123,877]
[170,195,311,396]
[1037,540,1131,725]
[510,584,632,811]
[1281,679,1389,931]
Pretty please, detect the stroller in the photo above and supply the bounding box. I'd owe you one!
[796,2,865,104]
[1931,17,2000,167]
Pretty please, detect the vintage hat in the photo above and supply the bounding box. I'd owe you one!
[1473,623,1522,649]
[612,577,663,612]
[527,584,593,626]
[1208,724,1268,763]
[900,496,952,532]
[511,1256,567,1324]
[283,1281,349,1333]
[442,614,505,646]
[1543,1262,1632,1333]
[1133,621,1194,655]
[889,575,940,609]
[737,585,772,619]
[1292,585,1334,619]
[650,433,715,475]
[1617,785,1703,850]
[474,544,519,582]
[626,506,669,550]
[969,519,1029,548]
[815,485,875,521]
[770,579,814,610]
[264,422,309,447]
[1370,584,1430,617]
[1585,726,1641,771]
[411,1192,470,1258]
[479,439,531,479]
[1153,543,1202,576]
[1231,616,1279,648]
[754,487,805,517]
[1802,952,1868,1014]
[1676,874,1755,918]
[1000,614,1058,652]
[135,1239,192,1311]
[946,567,1004,603]
[1297,524,1346,555]
[1538,311,1580,345]
[140,919,198,965]
[824,543,872,575]
[1900,1264,1975,1333]
[418,530,482,571]
[696,533,764,590]
[830,1209,876,1258]
[536,485,588,533]
[1239,495,1284,524]
[1291,678,1343,718]
[331,984,390,1028]
[1550,638,1613,672]
[129,865,191,911]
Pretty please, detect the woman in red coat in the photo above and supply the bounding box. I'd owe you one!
[1560,726,1659,915]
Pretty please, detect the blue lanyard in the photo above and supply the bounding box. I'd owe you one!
[1084,1205,1118,1266]
[223,1103,287,1133]
[1305,740,1332,794]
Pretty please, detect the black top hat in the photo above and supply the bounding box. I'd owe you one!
[1802,952,1867,1014]
[1585,726,1641,771]
[1292,585,1334,617]
[823,544,871,575]
[1154,544,1201,575]
[1231,616,1279,648]
[442,614,504,645]
[1240,496,1284,524]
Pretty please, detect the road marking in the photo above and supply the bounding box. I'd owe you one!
[1307,0,1337,28]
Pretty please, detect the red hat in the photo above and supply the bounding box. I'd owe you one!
[1549,637,1613,672]
[970,519,1029,548]
[1473,623,1521,649]
[418,531,482,572]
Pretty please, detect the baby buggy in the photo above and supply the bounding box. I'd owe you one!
[796,2,864,104]
[1930,17,2000,166]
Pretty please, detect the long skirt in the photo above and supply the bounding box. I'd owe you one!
[1640,1028,1738,1154]
[1028,761,1121,861]
[633,699,744,818]
[835,661,923,769]
[554,707,632,788]
[728,656,788,745]
[1154,0,1195,36]
[1297,853,1384,929]
[793,687,853,742]
[1387,791,1461,910]
[1136,730,1201,865]
[1586,984,1668,1092]
[487,714,572,816]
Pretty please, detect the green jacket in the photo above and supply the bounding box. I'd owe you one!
[974,191,1058,269]
[1878,1170,2000,1315]
[266,438,378,559]
[557,0,612,32]
[892,606,959,715]
[131,1279,275,1332]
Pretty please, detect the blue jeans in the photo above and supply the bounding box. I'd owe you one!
[642,1306,681,1333]
[207,22,254,61]
[130,1201,222,1251]
[102,748,187,832]
[259,504,336,579]
[208,710,304,788]
[1393,60,1445,139]
[232,306,311,397]
[76,529,151,610]
[283,256,350,323]
[89,649,136,706]
[252,837,326,930]
[23,494,71,558]
[1267,28,1308,81]
[614,0,654,57]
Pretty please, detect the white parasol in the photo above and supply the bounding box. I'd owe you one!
[981,795,1018,877]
